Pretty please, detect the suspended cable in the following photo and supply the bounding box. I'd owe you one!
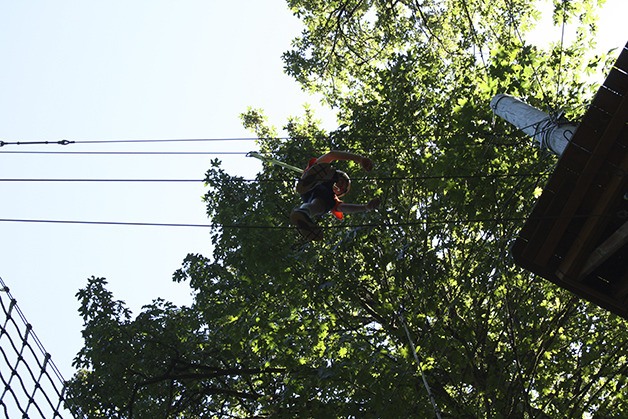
[0,172,550,183]
[0,138,260,147]
[0,214,600,230]
[0,135,540,149]
[0,140,73,147]
[0,218,220,228]
[0,143,539,157]
[0,151,248,155]
[503,0,552,109]
[398,310,442,419]
[556,0,568,99]
[0,178,207,183]
[72,138,260,144]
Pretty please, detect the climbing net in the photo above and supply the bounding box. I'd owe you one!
[0,276,68,418]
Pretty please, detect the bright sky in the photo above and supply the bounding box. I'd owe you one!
[0,0,625,412]
[0,0,335,386]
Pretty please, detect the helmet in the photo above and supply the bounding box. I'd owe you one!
[333,170,351,197]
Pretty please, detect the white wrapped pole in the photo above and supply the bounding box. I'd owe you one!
[490,94,578,156]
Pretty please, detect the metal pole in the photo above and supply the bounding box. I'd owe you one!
[490,94,578,156]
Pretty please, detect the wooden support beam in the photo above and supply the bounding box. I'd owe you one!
[578,221,628,279]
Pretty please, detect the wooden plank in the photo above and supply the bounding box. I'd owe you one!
[516,165,574,247]
[568,123,600,151]
[580,106,613,132]
[559,145,593,173]
[521,180,575,262]
[554,221,583,260]
[603,67,628,95]
[516,144,594,262]
[613,44,628,73]
[511,236,529,262]
[590,86,624,114]
[551,270,628,319]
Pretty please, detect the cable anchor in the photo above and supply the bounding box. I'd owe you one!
[0,139,74,147]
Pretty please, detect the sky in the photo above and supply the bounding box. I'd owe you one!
[0,0,625,414]
[0,0,335,381]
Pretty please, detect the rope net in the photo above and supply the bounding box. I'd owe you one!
[0,277,69,418]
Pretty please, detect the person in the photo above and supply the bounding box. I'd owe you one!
[290,150,380,241]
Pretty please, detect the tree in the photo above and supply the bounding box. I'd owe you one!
[66,0,628,417]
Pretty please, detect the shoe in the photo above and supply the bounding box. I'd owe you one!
[296,163,336,195]
[290,208,324,241]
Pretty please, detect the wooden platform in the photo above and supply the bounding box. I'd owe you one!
[512,41,628,319]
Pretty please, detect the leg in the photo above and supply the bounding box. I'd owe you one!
[290,204,324,241]
[290,185,336,242]
[336,198,380,214]
[298,197,328,217]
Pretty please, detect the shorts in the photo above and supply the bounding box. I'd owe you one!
[301,182,336,213]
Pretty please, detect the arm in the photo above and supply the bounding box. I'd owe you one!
[316,150,374,171]
[336,198,380,214]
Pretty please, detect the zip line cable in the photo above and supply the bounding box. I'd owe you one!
[0,140,73,147]
[0,142,539,156]
[0,138,260,147]
[556,0,568,98]
[0,130,551,151]
[73,138,259,144]
[0,214,602,230]
[0,217,517,230]
[0,151,250,155]
[0,172,551,183]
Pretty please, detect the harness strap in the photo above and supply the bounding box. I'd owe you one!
[246,151,304,174]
